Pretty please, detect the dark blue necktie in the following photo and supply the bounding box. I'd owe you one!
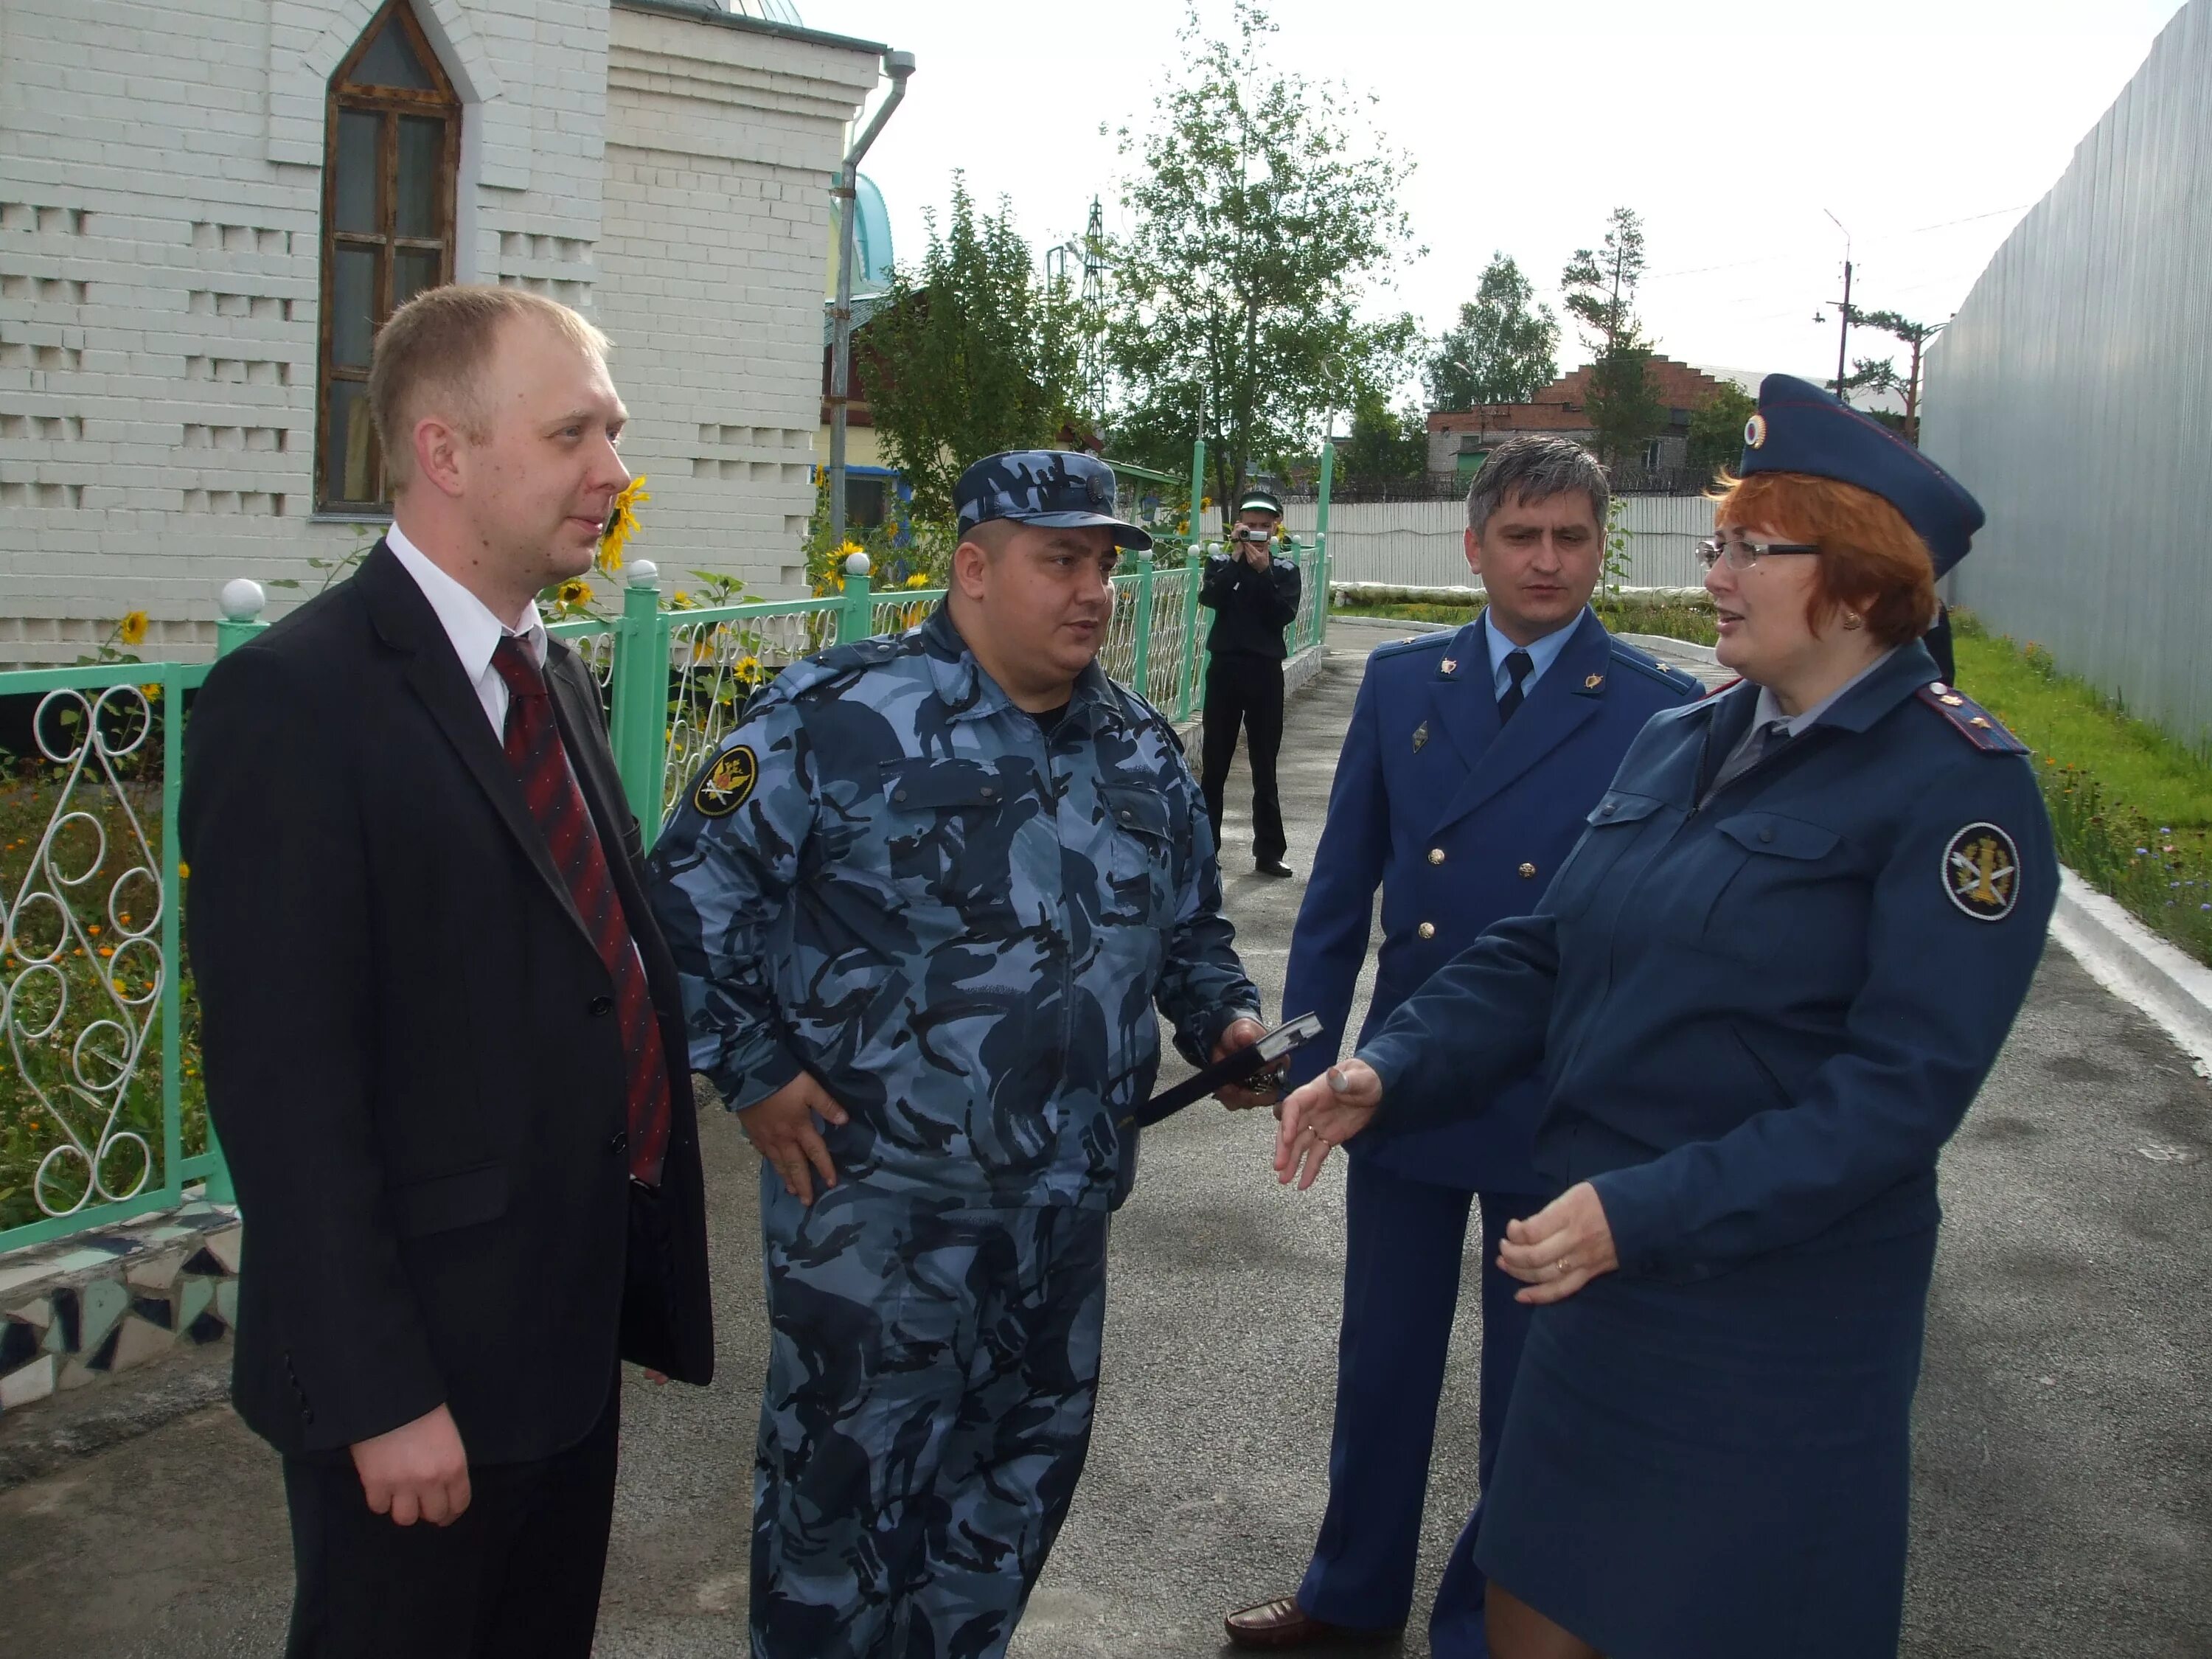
[1496,649,1534,722]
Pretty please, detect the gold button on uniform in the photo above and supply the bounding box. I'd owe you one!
[1427,847,1446,865]
[1518,862,1537,879]
[1417,922,1436,940]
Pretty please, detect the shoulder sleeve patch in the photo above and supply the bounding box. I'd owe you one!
[1915,683,2030,754]
[691,743,757,818]
[1944,821,2024,920]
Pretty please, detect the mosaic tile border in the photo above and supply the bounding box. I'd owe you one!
[0,1202,240,1415]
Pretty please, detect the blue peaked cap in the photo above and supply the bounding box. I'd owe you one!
[1738,374,1984,577]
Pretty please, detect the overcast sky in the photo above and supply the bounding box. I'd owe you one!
[809,0,2188,398]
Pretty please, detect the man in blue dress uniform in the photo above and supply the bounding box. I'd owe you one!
[1224,436,1702,1654]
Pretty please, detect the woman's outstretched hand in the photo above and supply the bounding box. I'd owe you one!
[1497,1182,1618,1304]
[1273,1060,1383,1189]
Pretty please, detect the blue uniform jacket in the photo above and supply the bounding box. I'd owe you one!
[1283,610,1701,1193]
[1359,640,2057,1277]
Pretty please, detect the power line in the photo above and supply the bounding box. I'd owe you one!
[1643,201,2034,282]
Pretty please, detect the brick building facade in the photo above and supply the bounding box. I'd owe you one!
[0,0,885,664]
[1426,356,1736,481]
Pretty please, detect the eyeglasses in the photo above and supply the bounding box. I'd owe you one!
[1695,535,1821,571]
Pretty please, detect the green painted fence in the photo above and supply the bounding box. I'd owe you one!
[0,534,1328,1256]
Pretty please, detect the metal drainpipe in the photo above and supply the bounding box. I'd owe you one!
[829,49,915,552]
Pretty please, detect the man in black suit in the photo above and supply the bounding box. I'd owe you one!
[181,284,713,1658]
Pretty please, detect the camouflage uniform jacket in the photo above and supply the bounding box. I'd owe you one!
[648,604,1261,1211]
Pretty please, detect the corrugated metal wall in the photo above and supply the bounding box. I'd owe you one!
[1921,1,2212,742]
[1281,495,1715,590]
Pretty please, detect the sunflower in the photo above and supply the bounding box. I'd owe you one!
[734,654,764,684]
[598,476,650,573]
[557,577,593,609]
[117,611,149,647]
[904,571,931,590]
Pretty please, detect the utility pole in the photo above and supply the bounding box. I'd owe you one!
[1832,258,1854,403]
[1823,209,1853,406]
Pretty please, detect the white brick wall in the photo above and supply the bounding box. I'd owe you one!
[0,0,874,663]
[597,7,877,599]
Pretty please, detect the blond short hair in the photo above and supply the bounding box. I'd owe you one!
[368,285,611,488]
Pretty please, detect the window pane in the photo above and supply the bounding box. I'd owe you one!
[393,247,442,311]
[395,116,444,238]
[332,246,378,368]
[846,476,888,529]
[325,380,380,504]
[334,109,380,235]
[351,14,435,90]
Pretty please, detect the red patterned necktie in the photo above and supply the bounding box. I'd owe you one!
[490,636,670,1186]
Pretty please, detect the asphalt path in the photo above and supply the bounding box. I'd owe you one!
[3,618,2208,1656]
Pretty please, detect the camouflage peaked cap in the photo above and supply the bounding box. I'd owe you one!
[953,451,1154,552]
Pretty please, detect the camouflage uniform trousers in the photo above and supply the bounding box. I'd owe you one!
[751,1169,1110,1659]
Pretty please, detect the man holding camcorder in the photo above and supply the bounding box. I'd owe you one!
[1199,485,1302,878]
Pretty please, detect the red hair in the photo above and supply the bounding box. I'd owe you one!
[1712,471,1937,647]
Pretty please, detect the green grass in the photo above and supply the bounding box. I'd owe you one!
[1952,611,2212,963]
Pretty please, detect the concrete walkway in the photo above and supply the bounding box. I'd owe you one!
[3,619,2209,1656]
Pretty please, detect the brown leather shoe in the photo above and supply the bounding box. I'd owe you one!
[1222,1596,1401,1649]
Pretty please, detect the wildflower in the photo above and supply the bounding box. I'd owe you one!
[178,860,189,879]
[2137,847,2149,856]
[905,572,931,590]
[98,946,113,957]
[597,476,650,573]
[671,591,691,609]
[117,611,149,647]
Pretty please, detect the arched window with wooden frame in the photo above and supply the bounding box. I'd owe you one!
[317,0,459,512]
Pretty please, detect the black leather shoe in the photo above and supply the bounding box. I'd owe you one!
[1256,858,1295,878]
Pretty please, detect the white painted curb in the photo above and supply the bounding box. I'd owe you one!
[2048,867,2212,1072]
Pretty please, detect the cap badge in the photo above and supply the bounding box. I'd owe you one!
[1585,673,1605,689]
[1439,658,1458,675]
[1745,412,1768,450]
[1944,821,2021,921]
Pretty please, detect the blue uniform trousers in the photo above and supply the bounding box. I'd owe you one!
[751,1173,1108,1659]
[1296,1158,1543,1654]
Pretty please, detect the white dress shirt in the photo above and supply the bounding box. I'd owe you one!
[384,521,548,738]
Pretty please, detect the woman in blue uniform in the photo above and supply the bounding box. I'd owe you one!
[1272,374,2056,1659]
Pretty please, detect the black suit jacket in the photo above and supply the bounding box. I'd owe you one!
[181,543,713,1465]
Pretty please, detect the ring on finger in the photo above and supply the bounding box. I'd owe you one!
[1555,1257,1573,1275]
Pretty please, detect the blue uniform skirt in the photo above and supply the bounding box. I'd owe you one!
[1473,1227,1938,1659]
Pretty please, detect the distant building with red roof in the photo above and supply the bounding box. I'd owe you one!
[1427,356,1737,484]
